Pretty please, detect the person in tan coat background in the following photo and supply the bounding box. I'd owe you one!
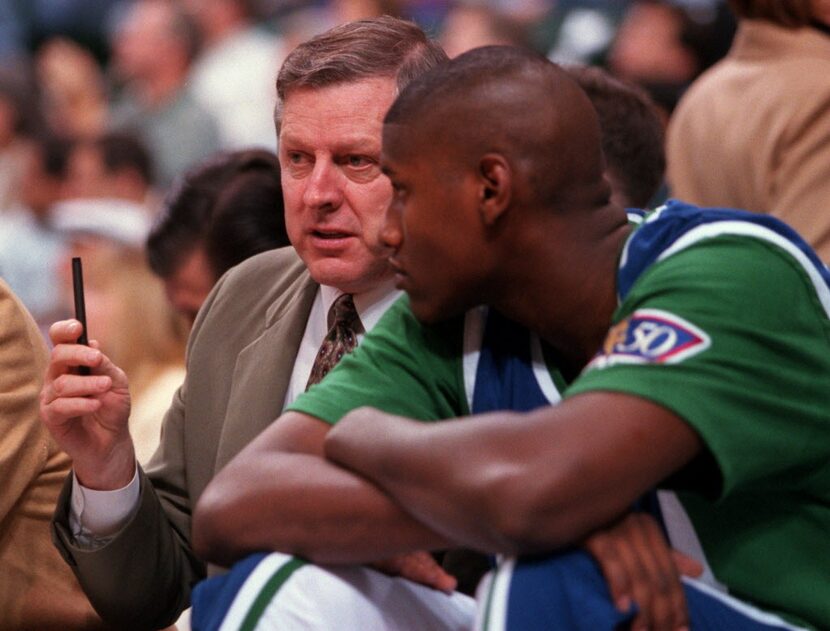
[0,278,102,629]
[667,0,830,262]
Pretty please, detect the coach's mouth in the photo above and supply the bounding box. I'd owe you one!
[311,229,352,239]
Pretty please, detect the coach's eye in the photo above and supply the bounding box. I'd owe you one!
[283,151,312,177]
[342,155,381,183]
[346,155,371,168]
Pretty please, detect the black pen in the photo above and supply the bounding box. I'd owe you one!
[72,257,91,375]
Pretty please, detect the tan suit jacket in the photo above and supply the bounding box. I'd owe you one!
[51,248,317,629]
[667,20,830,262]
[0,279,102,629]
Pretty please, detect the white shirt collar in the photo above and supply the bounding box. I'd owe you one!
[319,279,402,334]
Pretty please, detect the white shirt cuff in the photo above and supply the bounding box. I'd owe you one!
[69,465,141,546]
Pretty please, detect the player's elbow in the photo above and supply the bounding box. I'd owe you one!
[478,458,580,555]
[192,482,239,567]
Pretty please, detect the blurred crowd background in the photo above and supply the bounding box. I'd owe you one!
[0,0,736,462]
[0,0,738,213]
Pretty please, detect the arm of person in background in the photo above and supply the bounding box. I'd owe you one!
[1,281,52,527]
[0,280,104,629]
[768,84,830,262]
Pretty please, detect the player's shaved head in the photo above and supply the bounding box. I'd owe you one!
[384,45,609,212]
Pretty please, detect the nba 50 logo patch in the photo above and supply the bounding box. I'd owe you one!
[588,309,711,370]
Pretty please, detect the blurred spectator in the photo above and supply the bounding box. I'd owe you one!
[0,70,39,212]
[276,0,404,52]
[547,3,625,65]
[607,0,735,116]
[0,278,103,628]
[63,130,157,209]
[28,0,127,63]
[330,0,404,22]
[184,0,286,150]
[35,37,109,138]
[0,0,27,62]
[667,0,830,261]
[568,64,666,208]
[440,2,531,57]
[147,149,290,324]
[0,131,74,331]
[109,0,221,187]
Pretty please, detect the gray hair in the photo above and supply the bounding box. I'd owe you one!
[275,16,447,129]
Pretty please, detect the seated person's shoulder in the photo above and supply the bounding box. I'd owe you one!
[0,279,48,365]
[198,247,308,322]
[218,246,307,298]
[188,246,311,351]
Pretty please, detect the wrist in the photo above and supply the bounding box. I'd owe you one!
[74,439,137,491]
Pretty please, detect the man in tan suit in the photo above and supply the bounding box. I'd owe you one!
[40,17,449,630]
[0,278,102,629]
[667,0,830,262]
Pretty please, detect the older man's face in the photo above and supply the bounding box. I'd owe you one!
[279,78,397,294]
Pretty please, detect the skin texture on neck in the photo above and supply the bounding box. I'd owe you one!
[489,203,631,374]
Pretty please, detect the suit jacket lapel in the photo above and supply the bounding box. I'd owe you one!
[214,274,318,471]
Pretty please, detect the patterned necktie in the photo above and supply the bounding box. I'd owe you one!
[306,294,363,389]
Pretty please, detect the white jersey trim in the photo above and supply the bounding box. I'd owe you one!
[462,308,564,412]
[475,557,514,631]
[657,490,727,593]
[462,306,488,414]
[218,553,295,631]
[656,221,830,318]
[530,333,562,405]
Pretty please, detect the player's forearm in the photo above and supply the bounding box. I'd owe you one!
[324,408,554,554]
[192,449,451,567]
[325,397,701,556]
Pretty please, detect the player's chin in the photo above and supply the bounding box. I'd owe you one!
[408,293,450,325]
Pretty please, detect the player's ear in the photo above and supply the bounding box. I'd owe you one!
[478,153,511,227]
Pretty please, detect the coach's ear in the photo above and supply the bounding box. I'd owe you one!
[478,153,511,227]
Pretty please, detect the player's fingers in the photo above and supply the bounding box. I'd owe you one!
[611,516,660,631]
[635,513,687,631]
[405,551,458,593]
[672,550,703,578]
[584,530,632,613]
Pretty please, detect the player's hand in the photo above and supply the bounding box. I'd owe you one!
[583,511,702,631]
[40,319,136,489]
[370,551,458,594]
